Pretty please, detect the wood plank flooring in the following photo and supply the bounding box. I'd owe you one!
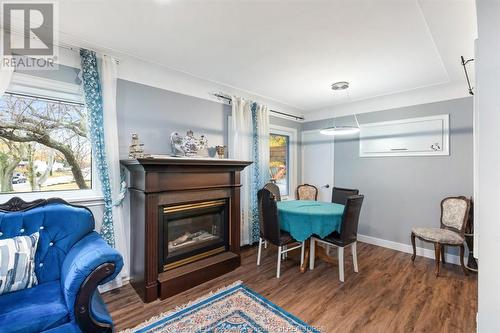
[103,242,477,332]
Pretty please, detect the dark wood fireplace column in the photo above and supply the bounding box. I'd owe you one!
[121,158,252,303]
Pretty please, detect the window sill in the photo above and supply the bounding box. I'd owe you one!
[0,190,104,207]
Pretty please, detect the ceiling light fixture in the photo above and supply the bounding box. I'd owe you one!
[331,81,349,90]
[319,114,361,136]
[321,81,360,136]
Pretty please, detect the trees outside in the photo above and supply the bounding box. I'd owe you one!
[269,133,289,195]
[0,94,91,193]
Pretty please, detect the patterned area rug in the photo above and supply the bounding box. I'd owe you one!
[123,281,319,333]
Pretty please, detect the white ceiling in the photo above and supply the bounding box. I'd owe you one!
[55,0,476,113]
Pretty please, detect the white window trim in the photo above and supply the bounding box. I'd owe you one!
[0,157,103,206]
[269,124,298,200]
[0,73,102,206]
[8,72,84,104]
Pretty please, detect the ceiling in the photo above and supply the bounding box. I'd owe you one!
[55,0,476,112]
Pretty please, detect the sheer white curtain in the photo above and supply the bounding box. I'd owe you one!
[100,55,129,286]
[230,97,254,244]
[229,97,270,245]
[255,103,270,190]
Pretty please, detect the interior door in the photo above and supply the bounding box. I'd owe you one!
[301,130,334,202]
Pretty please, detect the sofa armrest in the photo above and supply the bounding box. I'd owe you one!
[61,232,123,332]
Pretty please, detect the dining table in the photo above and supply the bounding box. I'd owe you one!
[276,200,345,272]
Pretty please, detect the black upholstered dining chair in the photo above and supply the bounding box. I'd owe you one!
[310,195,364,282]
[296,184,318,201]
[332,187,359,205]
[256,188,305,278]
[411,196,471,277]
[264,182,281,202]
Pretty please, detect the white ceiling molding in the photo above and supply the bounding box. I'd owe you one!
[303,82,470,122]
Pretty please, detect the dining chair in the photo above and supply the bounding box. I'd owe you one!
[264,182,281,202]
[309,195,364,282]
[411,196,471,277]
[332,187,359,204]
[296,184,318,201]
[257,188,305,278]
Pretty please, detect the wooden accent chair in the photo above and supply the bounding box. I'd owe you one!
[332,187,359,205]
[411,196,471,277]
[296,184,318,201]
[264,182,281,202]
[257,188,305,278]
[310,195,364,282]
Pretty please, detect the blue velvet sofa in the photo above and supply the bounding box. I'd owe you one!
[0,197,123,333]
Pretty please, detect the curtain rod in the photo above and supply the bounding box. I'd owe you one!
[4,91,85,107]
[213,93,304,121]
[3,28,120,63]
[461,56,474,96]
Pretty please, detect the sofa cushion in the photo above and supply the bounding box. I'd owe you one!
[0,202,95,284]
[41,322,82,333]
[0,233,39,295]
[0,280,69,333]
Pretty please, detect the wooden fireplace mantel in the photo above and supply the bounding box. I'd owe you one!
[121,157,252,303]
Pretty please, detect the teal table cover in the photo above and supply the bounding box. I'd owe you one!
[277,200,345,242]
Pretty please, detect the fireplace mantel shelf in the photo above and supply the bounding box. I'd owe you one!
[121,157,253,167]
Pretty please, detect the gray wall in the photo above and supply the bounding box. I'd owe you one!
[302,97,473,253]
[117,79,303,163]
[117,79,231,158]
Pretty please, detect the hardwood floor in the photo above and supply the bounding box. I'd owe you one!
[103,242,477,332]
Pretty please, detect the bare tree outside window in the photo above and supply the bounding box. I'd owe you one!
[0,94,91,193]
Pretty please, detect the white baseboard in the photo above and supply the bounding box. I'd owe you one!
[357,234,466,266]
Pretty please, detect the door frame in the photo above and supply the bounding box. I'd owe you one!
[301,129,335,201]
[269,124,298,200]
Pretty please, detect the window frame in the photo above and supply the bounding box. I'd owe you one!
[0,73,102,205]
[269,124,298,200]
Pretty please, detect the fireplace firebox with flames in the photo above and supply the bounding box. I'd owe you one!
[159,199,229,272]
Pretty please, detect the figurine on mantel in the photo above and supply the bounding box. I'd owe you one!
[128,133,150,159]
[170,130,209,157]
[215,145,227,159]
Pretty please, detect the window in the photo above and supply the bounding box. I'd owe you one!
[0,93,91,194]
[269,133,290,196]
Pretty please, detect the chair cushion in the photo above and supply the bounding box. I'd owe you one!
[0,280,69,333]
[442,198,468,230]
[278,231,294,245]
[412,227,464,244]
[322,231,355,247]
[297,185,317,200]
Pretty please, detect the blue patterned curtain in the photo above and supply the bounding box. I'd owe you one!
[250,102,270,244]
[250,102,260,244]
[80,49,115,247]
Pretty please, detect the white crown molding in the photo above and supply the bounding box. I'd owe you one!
[303,82,470,122]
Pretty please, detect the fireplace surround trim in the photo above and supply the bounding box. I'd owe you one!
[121,157,252,303]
